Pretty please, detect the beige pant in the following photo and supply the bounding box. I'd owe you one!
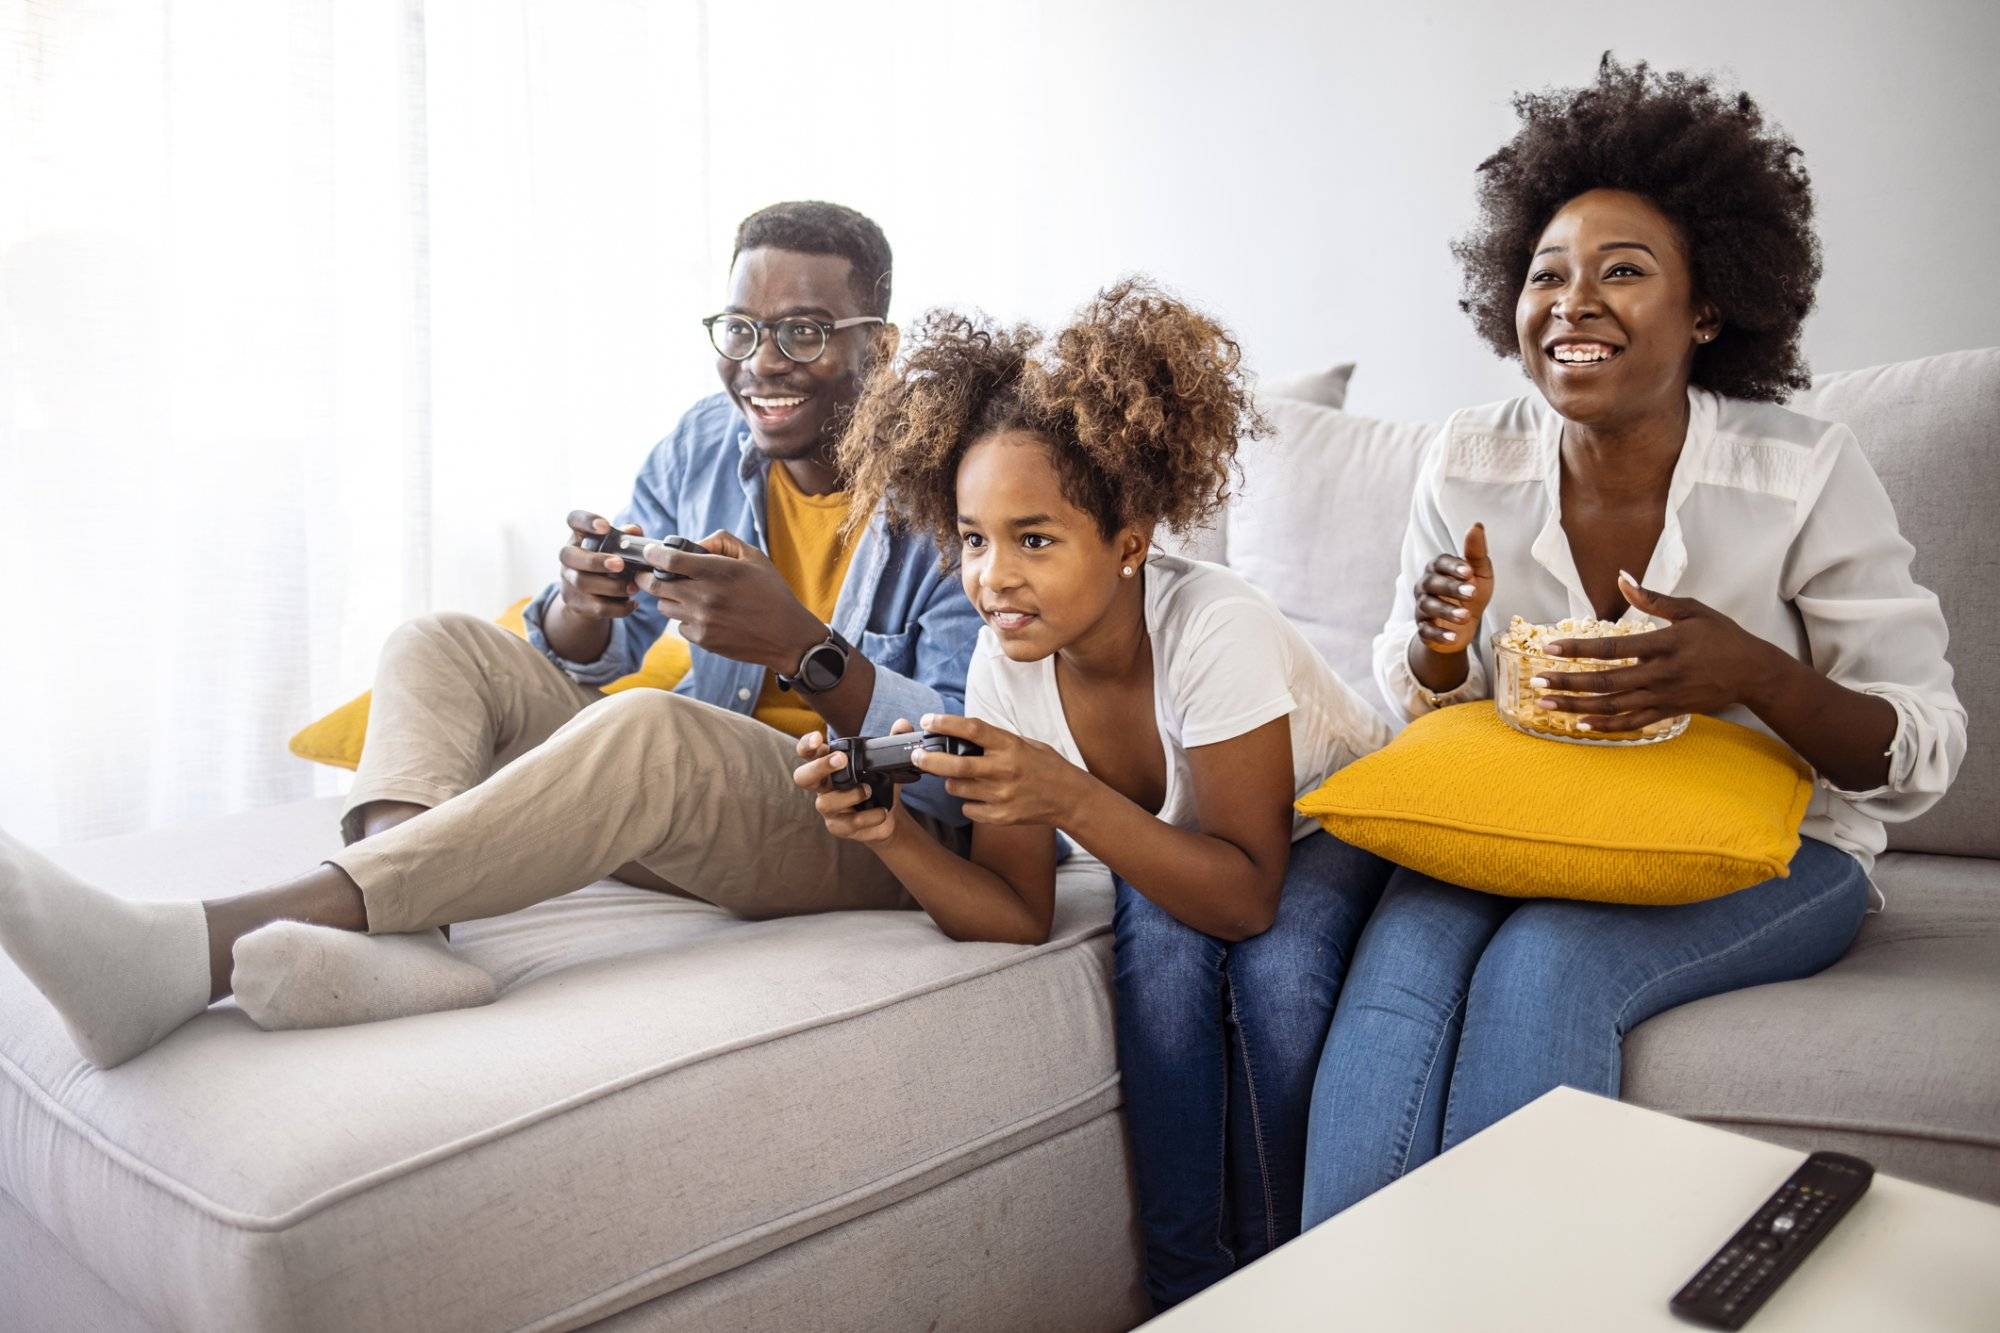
[333,611,931,934]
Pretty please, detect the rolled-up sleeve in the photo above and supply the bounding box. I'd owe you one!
[522,425,684,685]
[1785,430,1967,820]
[1373,427,1488,721]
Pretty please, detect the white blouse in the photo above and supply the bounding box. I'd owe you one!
[1373,388,1966,875]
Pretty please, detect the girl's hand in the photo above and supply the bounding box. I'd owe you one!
[792,719,918,847]
[911,713,1090,827]
[1412,522,1494,656]
[1532,573,1787,732]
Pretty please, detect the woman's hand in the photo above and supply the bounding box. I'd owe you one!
[792,719,916,847]
[910,713,1092,827]
[1533,573,1787,731]
[1412,522,1494,655]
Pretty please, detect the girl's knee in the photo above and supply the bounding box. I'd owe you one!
[1113,887,1222,994]
[1226,924,1345,1025]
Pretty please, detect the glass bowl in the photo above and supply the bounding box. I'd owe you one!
[1490,624,1689,746]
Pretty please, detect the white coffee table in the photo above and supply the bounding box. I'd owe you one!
[1143,1085,2000,1331]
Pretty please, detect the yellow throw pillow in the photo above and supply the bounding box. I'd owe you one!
[1295,703,1813,905]
[288,598,692,771]
[600,625,694,697]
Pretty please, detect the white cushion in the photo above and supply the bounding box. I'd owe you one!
[1155,362,1355,566]
[1261,361,1356,409]
[1224,397,1437,720]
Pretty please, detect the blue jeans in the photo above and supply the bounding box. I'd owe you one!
[1113,830,1394,1310]
[1300,836,1870,1227]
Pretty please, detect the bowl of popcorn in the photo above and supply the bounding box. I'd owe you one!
[1491,616,1690,746]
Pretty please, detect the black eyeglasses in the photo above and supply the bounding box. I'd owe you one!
[703,313,885,363]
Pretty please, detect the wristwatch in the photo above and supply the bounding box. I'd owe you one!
[778,626,852,694]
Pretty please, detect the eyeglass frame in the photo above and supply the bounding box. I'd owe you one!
[703,312,887,363]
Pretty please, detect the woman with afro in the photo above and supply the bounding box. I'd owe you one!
[792,281,1396,1308]
[1301,57,1964,1224]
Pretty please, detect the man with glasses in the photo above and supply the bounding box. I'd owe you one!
[528,202,927,750]
[276,201,982,1030]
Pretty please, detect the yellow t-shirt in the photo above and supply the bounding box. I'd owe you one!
[752,463,861,737]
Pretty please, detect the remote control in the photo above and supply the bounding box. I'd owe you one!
[1670,1151,1872,1328]
[580,531,703,582]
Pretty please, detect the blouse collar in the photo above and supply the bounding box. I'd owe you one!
[1526,387,1717,623]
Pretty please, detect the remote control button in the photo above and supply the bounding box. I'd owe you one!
[1772,1214,1797,1234]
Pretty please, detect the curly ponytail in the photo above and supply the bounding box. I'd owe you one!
[838,278,1264,559]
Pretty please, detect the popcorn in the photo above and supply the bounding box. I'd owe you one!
[1495,614,1651,657]
[1491,616,1689,745]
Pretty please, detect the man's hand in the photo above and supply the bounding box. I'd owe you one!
[793,720,913,847]
[556,510,645,620]
[1531,573,1787,732]
[637,529,827,672]
[910,713,1092,827]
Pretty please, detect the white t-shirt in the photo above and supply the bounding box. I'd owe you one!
[964,552,1391,845]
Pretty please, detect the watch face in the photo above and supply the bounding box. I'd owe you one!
[801,641,846,693]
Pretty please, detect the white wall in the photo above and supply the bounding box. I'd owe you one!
[687,0,2000,423]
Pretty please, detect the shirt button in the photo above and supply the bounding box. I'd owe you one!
[737,687,752,701]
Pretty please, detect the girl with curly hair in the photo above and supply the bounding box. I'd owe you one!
[791,280,1394,1309]
[1300,57,1965,1224]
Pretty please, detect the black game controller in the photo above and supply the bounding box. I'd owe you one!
[828,731,985,811]
[580,531,704,582]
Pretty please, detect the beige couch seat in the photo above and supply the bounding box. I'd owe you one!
[0,797,1145,1331]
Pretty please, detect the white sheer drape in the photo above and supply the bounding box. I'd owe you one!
[0,0,714,843]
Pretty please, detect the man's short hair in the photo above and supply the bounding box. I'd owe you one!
[732,201,893,318]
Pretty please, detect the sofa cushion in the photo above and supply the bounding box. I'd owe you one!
[1787,348,1999,857]
[1622,850,2000,1203]
[0,798,1121,1332]
[1225,396,1436,719]
[1159,365,1358,568]
[1261,361,1356,409]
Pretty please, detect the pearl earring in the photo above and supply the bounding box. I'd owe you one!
[1121,566,1134,578]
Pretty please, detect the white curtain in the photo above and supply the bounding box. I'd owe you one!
[0,0,716,844]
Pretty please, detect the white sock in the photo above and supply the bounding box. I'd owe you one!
[0,828,212,1069]
[232,921,496,1031]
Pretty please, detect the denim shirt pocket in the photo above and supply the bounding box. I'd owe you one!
[858,627,917,677]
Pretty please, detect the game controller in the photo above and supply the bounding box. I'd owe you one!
[580,531,704,582]
[828,731,985,811]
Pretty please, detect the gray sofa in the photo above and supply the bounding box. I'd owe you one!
[3,349,1994,1331]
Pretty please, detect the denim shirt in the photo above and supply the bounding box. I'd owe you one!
[523,393,980,822]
